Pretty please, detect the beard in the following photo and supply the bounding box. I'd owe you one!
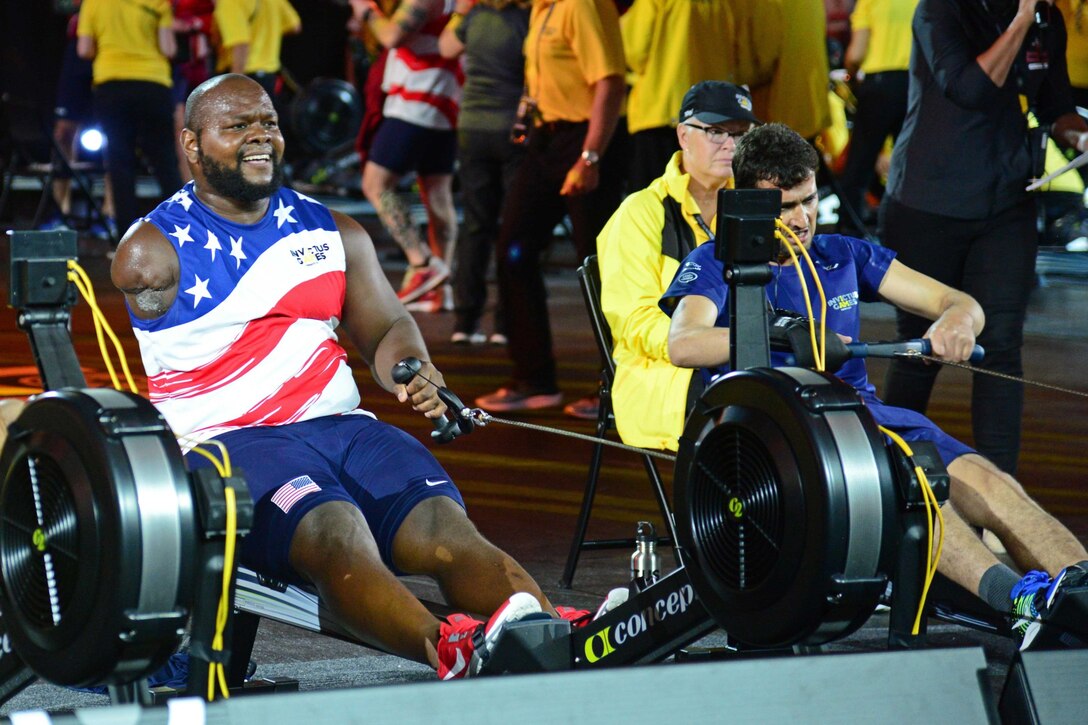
[198,143,285,203]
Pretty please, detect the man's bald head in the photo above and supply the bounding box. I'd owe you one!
[179,72,285,206]
[184,73,268,134]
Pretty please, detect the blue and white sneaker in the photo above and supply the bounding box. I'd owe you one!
[1011,570,1051,649]
[1012,565,1088,650]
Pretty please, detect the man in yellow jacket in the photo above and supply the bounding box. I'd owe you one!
[597,81,758,451]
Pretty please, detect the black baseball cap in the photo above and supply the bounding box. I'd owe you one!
[679,81,759,125]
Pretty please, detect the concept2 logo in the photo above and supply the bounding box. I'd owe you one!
[582,584,696,663]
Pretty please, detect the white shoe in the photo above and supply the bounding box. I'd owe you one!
[594,587,630,619]
[451,330,487,345]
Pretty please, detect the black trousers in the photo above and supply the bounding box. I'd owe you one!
[94,81,183,233]
[628,125,679,192]
[495,120,624,390]
[452,128,524,334]
[838,71,908,234]
[879,197,1038,474]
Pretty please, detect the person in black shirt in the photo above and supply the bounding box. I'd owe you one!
[880,0,1088,475]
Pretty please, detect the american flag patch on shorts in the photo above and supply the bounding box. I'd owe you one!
[270,475,321,514]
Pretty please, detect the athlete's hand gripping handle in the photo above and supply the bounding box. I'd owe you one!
[391,357,474,443]
[846,339,985,364]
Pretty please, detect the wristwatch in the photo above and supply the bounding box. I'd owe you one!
[580,150,600,167]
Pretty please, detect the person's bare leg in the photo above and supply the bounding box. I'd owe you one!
[391,497,554,617]
[934,501,1006,597]
[288,500,444,668]
[948,454,1088,575]
[52,118,79,215]
[362,161,430,267]
[418,173,456,263]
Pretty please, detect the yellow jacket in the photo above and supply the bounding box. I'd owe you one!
[621,0,736,133]
[597,152,723,451]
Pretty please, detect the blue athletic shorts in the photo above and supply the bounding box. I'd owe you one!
[186,413,465,585]
[367,117,457,176]
[866,398,975,467]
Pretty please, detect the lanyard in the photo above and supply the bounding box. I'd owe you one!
[693,213,714,241]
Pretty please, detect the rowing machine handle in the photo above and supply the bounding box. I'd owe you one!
[846,339,984,364]
[391,357,472,443]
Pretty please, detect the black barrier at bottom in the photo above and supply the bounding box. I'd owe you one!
[999,649,1088,724]
[22,647,993,725]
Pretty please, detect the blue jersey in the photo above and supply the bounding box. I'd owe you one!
[660,234,895,401]
[660,234,974,465]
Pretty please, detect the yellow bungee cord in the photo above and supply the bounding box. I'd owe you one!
[187,438,237,701]
[773,220,828,370]
[66,260,139,393]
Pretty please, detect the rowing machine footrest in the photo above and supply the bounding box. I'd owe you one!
[477,616,571,675]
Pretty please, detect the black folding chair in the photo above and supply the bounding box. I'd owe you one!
[559,255,677,588]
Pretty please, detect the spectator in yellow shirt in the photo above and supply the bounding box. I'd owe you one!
[77,0,183,236]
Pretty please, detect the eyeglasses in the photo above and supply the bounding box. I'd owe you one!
[683,123,747,144]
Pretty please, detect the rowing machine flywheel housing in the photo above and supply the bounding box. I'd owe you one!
[674,367,899,648]
[0,389,197,686]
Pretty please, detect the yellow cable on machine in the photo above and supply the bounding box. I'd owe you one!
[209,484,237,701]
[879,426,946,635]
[774,221,829,371]
[190,440,237,701]
[66,260,139,394]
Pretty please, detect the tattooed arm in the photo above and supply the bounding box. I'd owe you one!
[111,221,181,320]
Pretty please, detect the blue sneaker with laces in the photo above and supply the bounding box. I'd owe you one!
[1012,565,1088,650]
[1010,570,1051,648]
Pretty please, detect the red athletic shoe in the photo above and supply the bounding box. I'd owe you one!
[398,257,449,303]
[436,612,482,680]
[436,592,543,679]
[555,606,592,628]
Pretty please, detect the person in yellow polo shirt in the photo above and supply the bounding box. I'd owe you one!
[837,0,917,236]
[733,0,831,142]
[77,0,183,236]
[1058,0,1088,106]
[620,0,737,190]
[214,0,302,99]
[475,0,626,412]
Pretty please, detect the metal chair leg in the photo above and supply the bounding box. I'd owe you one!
[559,391,610,588]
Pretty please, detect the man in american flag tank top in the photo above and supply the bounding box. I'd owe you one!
[110,74,559,679]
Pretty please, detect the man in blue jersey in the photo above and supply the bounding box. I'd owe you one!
[661,122,1088,650]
